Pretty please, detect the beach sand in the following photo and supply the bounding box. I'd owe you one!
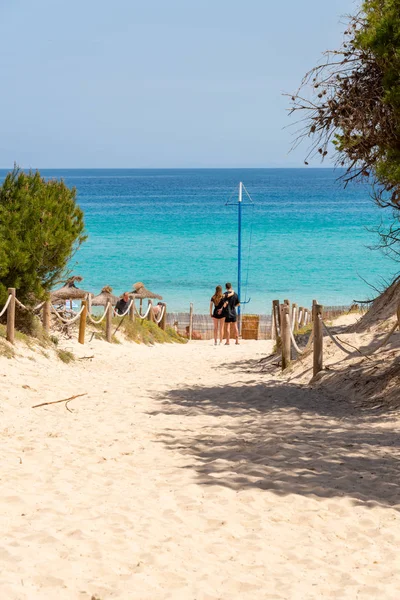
[1,329,399,599]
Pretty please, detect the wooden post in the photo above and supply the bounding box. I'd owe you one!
[272,300,280,338]
[78,300,87,345]
[313,303,323,377]
[312,299,317,321]
[304,308,309,325]
[129,299,135,322]
[189,302,193,341]
[292,303,298,332]
[300,307,307,328]
[139,298,143,316]
[148,303,156,323]
[397,303,400,330]
[42,300,51,333]
[6,288,15,344]
[106,301,112,343]
[159,304,167,331]
[280,303,291,370]
[270,301,276,340]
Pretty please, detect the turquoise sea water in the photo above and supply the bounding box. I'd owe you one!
[0,168,396,313]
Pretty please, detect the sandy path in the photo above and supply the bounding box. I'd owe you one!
[0,338,399,599]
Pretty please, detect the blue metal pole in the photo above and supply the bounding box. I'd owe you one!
[238,182,242,331]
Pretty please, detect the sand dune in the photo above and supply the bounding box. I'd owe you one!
[0,332,399,599]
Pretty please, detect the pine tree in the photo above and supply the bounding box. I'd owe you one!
[289,0,400,261]
[0,167,86,307]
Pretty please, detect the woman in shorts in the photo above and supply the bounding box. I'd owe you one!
[210,285,226,345]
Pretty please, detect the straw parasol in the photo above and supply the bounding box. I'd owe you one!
[51,276,90,302]
[130,282,163,300]
[91,285,120,307]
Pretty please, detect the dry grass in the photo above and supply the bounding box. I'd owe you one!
[56,349,75,363]
[91,317,186,345]
[0,339,15,359]
[120,319,187,345]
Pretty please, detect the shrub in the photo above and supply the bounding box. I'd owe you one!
[0,167,86,308]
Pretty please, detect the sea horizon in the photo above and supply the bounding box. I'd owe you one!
[0,167,396,314]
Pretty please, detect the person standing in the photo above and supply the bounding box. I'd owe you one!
[210,285,226,345]
[220,282,240,345]
[114,292,130,316]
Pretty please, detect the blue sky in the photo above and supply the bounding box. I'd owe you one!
[0,0,358,168]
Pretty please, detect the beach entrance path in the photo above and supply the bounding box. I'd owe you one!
[1,339,399,599]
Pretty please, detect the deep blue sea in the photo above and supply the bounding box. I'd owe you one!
[0,168,396,313]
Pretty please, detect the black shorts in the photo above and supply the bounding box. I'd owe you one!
[225,316,237,323]
[212,311,226,320]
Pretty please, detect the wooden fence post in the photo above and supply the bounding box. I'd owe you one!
[148,303,156,323]
[313,303,323,376]
[270,301,276,340]
[397,303,400,329]
[139,298,143,316]
[6,288,15,344]
[129,299,135,322]
[281,303,291,370]
[42,300,51,333]
[312,299,317,321]
[300,307,307,328]
[159,305,167,331]
[78,300,87,345]
[272,299,280,337]
[106,302,112,343]
[189,302,193,341]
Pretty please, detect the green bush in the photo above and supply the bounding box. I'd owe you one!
[0,167,86,307]
[56,349,75,363]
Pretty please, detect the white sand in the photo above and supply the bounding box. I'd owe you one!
[1,332,400,599]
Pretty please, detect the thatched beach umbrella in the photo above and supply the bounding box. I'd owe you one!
[51,276,90,302]
[131,282,163,301]
[91,285,120,307]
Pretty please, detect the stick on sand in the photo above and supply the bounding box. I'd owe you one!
[32,393,87,409]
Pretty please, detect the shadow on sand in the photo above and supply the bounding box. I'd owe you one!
[151,374,400,509]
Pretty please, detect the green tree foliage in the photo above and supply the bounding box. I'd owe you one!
[289,0,400,260]
[0,167,86,306]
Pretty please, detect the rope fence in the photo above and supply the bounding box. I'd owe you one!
[51,304,86,324]
[0,288,167,346]
[87,302,111,324]
[272,297,400,377]
[0,294,12,318]
[1,287,398,363]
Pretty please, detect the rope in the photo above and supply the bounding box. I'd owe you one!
[291,307,297,332]
[289,324,314,355]
[135,304,152,320]
[363,321,399,356]
[33,301,45,312]
[15,298,29,311]
[114,300,133,318]
[51,304,85,324]
[87,302,111,324]
[322,319,399,357]
[321,320,355,355]
[154,305,165,324]
[0,295,12,317]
